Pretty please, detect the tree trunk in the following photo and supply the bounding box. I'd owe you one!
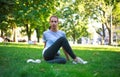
[108,27,113,45]
[13,28,16,42]
[26,24,31,41]
[72,32,76,44]
[102,24,105,45]
[105,22,112,45]
[11,22,17,42]
[35,28,40,42]
[1,30,4,37]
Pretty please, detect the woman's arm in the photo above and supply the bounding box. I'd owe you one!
[44,42,46,48]
[62,47,70,61]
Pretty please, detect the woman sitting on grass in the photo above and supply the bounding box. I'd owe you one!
[42,15,88,64]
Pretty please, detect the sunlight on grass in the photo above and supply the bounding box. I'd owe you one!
[71,44,120,52]
[0,43,120,77]
[0,42,44,48]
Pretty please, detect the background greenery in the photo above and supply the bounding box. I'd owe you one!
[0,0,120,45]
[0,43,120,77]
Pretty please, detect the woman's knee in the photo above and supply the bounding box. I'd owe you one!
[61,58,67,64]
[59,37,67,41]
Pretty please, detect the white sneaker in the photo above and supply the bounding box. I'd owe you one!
[73,57,88,64]
[27,59,34,63]
[35,59,41,63]
[27,59,41,63]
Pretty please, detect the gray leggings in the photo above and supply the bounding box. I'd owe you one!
[43,37,76,64]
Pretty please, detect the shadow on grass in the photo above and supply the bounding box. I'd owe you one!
[0,43,120,77]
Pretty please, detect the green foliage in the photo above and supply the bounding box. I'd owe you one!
[55,1,89,43]
[78,0,120,45]
[13,0,59,40]
[113,2,120,26]
[0,0,120,44]
[0,0,15,37]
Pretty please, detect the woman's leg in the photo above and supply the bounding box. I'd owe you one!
[44,37,76,60]
[47,56,66,64]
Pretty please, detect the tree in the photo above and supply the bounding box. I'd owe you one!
[112,2,120,44]
[55,0,89,44]
[98,0,120,45]
[0,0,15,39]
[14,0,59,42]
[81,0,120,45]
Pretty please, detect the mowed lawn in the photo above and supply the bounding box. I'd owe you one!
[0,43,120,77]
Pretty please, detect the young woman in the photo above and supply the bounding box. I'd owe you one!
[42,15,88,64]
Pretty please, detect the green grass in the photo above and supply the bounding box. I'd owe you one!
[0,43,120,77]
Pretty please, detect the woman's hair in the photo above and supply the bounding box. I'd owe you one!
[49,15,58,21]
[49,26,51,29]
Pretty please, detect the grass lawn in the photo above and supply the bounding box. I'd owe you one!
[0,43,120,77]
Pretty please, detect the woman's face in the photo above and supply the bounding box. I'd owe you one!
[50,17,58,30]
